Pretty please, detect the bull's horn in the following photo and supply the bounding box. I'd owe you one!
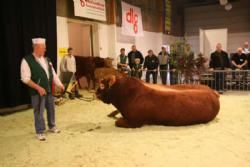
[109,75,116,87]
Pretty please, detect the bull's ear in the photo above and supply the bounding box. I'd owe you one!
[99,78,104,84]
[109,75,116,87]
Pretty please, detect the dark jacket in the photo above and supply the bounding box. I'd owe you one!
[128,50,144,69]
[209,51,230,70]
[143,55,159,70]
[231,53,247,66]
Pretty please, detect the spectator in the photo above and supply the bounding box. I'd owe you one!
[209,43,230,94]
[144,50,159,84]
[242,42,249,54]
[127,45,144,69]
[117,48,129,73]
[60,47,82,99]
[158,46,169,85]
[131,58,143,79]
[231,47,248,80]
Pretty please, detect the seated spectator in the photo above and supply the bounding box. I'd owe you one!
[144,50,159,84]
[231,47,248,80]
[117,48,129,73]
[131,58,143,79]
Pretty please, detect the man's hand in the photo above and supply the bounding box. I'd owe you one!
[37,86,46,96]
[209,68,214,72]
[59,85,65,93]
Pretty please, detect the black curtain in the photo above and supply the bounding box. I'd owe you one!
[0,0,57,108]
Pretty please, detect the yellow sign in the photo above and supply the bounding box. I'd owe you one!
[58,48,68,58]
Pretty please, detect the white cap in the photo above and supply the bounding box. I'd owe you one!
[32,38,46,44]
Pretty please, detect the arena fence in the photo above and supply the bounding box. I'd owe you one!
[124,69,250,91]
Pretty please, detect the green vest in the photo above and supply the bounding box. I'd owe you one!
[120,55,127,64]
[24,54,53,95]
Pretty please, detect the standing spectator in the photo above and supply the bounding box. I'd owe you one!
[127,45,144,69]
[242,42,249,54]
[20,38,64,141]
[117,48,129,73]
[131,58,143,79]
[144,50,159,84]
[231,47,248,80]
[60,47,82,99]
[158,46,169,85]
[209,43,230,94]
[242,42,250,69]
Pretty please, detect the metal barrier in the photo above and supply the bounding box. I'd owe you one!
[124,69,250,91]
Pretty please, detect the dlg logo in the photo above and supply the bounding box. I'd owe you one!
[126,8,138,33]
[80,0,86,7]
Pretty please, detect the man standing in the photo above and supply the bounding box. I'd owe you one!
[158,46,169,85]
[60,47,82,98]
[242,42,250,69]
[21,38,64,141]
[127,45,144,69]
[144,50,159,84]
[209,43,230,94]
[242,42,249,54]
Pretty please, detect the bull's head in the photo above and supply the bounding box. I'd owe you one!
[96,75,116,104]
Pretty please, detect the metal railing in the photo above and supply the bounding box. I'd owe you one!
[122,69,250,91]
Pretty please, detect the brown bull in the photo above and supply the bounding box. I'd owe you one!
[75,56,114,89]
[96,76,220,128]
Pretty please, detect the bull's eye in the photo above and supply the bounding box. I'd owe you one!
[100,83,105,90]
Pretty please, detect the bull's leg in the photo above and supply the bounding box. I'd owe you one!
[93,78,96,90]
[86,76,91,91]
[115,118,143,128]
[77,78,82,89]
[108,110,120,118]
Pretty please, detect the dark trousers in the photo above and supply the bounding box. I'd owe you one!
[160,65,168,85]
[131,70,142,79]
[31,94,56,134]
[146,71,157,84]
[170,71,178,85]
[214,71,225,91]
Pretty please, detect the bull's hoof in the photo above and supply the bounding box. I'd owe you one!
[115,118,142,128]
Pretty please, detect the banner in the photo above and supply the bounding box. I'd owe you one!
[73,0,106,21]
[164,0,171,33]
[121,1,144,36]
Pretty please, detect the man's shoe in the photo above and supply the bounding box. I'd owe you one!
[37,134,46,141]
[75,94,83,98]
[49,127,61,133]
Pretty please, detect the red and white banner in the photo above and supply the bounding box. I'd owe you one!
[121,2,144,37]
[73,0,106,21]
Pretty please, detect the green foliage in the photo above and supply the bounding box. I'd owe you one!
[169,39,207,81]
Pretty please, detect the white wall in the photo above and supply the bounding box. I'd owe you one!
[56,16,181,69]
[184,0,250,54]
[56,16,69,73]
